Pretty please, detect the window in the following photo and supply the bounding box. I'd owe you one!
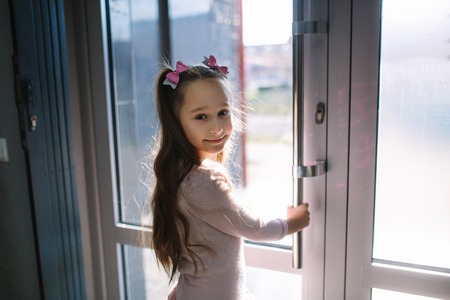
[106,0,302,298]
[346,0,450,298]
[373,0,450,271]
[108,0,160,227]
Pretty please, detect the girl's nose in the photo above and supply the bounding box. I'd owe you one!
[210,119,224,135]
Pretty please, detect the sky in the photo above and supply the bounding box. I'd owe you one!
[242,0,292,46]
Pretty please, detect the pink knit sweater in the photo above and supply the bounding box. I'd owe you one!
[171,162,288,299]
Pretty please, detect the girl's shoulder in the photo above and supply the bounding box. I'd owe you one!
[184,160,232,194]
[181,161,236,210]
[197,159,228,178]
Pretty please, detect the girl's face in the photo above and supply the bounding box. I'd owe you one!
[178,78,233,161]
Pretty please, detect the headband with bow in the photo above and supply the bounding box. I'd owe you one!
[163,55,228,89]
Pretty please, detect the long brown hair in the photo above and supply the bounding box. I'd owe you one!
[151,61,233,281]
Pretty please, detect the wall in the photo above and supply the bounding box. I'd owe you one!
[0,0,42,299]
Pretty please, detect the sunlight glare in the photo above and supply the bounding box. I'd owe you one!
[242,0,292,46]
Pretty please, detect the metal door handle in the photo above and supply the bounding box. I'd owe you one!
[292,0,328,269]
[294,160,327,178]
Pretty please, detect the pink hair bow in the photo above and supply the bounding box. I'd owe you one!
[163,61,189,89]
[203,55,229,75]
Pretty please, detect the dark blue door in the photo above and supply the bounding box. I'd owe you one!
[9,0,86,299]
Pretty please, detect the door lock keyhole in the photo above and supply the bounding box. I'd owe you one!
[315,102,326,124]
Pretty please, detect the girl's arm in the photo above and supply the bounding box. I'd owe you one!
[286,203,310,234]
[182,167,309,241]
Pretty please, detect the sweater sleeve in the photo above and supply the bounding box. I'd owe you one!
[181,166,288,242]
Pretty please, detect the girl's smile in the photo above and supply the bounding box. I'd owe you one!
[205,136,226,143]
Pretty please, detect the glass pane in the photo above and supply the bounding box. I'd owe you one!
[108,0,160,226]
[247,266,302,299]
[372,288,441,300]
[169,0,241,72]
[373,0,450,270]
[235,0,293,248]
[122,245,174,299]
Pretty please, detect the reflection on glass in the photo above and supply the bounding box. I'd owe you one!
[108,0,160,226]
[247,266,301,299]
[373,0,450,270]
[372,288,441,300]
[122,245,174,299]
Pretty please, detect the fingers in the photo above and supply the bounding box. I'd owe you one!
[286,202,311,234]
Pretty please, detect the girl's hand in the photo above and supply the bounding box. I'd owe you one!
[286,203,310,234]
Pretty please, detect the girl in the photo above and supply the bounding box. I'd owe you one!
[151,55,310,299]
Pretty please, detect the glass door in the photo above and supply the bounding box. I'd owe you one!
[89,0,324,298]
[346,0,450,298]
[102,0,244,298]
[90,0,333,298]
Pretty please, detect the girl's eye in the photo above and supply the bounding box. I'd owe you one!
[194,114,207,120]
[219,109,230,116]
